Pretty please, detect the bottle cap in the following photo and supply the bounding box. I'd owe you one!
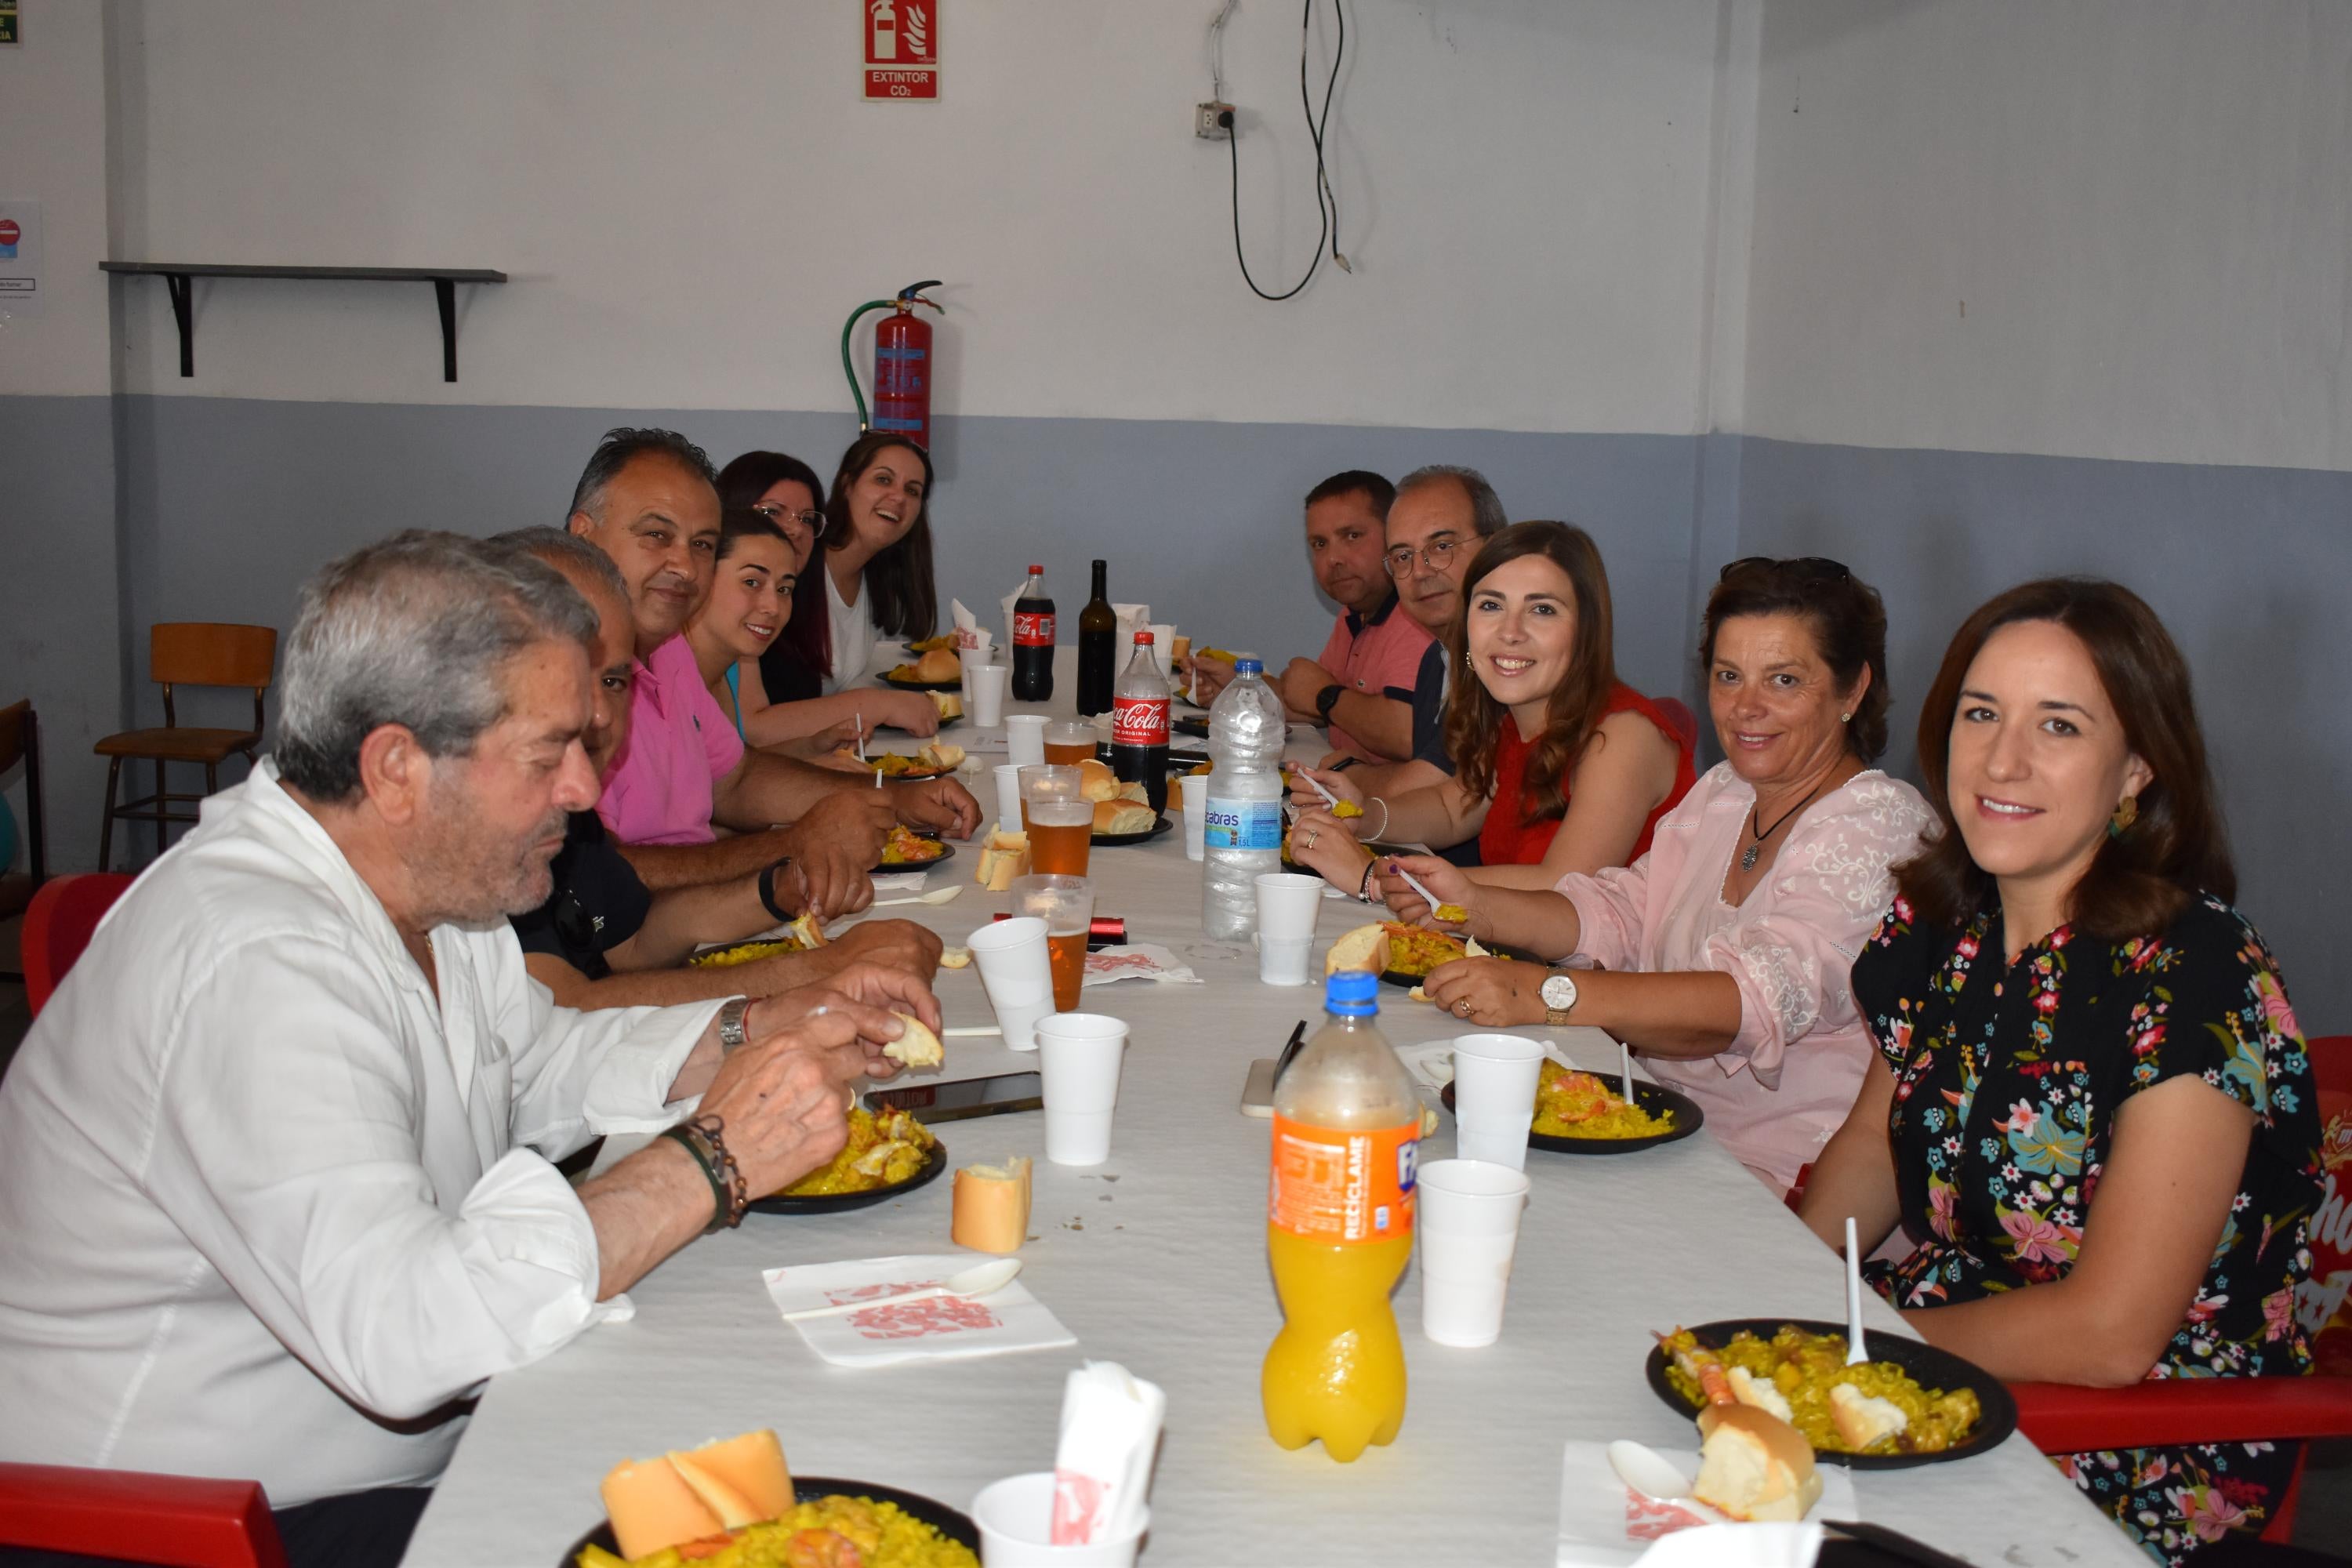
[1028,564,1044,574]
[1235,658,1264,675]
[1323,969,1379,1016]
[1133,630,1153,644]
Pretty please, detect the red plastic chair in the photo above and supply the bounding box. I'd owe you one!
[0,1461,286,1567]
[2006,1033,2352,1543]
[22,871,134,1018]
[1652,695,1700,757]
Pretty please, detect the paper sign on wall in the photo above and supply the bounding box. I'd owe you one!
[0,2,18,46]
[0,200,42,317]
[864,0,938,101]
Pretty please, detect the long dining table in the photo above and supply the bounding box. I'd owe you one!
[401,649,2147,1568]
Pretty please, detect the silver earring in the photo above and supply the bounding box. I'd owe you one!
[1839,712,1852,723]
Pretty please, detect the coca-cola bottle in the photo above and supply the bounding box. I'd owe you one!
[1012,564,1055,702]
[1111,630,1170,815]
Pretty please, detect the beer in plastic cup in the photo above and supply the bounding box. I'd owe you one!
[1012,873,1094,1014]
[1044,719,1097,766]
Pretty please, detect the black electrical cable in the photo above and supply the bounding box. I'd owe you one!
[1229,0,1346,302]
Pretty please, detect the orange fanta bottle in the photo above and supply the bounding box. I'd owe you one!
[1262,969,1421,1461]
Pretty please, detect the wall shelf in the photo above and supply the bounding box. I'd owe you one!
[99,262,508,381]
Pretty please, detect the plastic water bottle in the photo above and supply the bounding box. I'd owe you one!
[1202,658,1287,938]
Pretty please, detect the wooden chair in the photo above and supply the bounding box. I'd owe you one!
[96,623,278,870]
[0,697,47,985]
[0,1461,287,1567]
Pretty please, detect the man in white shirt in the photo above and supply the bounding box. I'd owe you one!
[0,532,938,1568]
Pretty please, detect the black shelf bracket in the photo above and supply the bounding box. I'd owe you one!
[100,262,508,382]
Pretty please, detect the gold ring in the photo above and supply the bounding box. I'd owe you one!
[1303,829,1319,850]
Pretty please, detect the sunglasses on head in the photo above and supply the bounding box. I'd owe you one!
[1718,555,1850,583]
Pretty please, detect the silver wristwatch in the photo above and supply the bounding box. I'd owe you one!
[715,996,751,1050]
[1540,971,1580,1027]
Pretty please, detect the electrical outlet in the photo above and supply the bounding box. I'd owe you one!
[1196,101,1234,139]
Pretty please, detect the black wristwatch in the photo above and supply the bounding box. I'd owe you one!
[1315,683,1345,720]
[757,858,793,922]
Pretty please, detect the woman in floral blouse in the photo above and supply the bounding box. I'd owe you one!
[1801,578,2321,1564]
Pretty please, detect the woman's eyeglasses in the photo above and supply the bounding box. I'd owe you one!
[753,503,828,543]
[1718,554,1849,583]
[1384,537,1461,578]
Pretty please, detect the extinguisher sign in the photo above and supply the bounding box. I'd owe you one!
[864,0,938,102]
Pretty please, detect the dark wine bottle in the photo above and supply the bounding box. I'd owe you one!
[1076,558,1117,715]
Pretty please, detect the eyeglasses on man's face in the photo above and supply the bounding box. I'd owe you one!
[1384,535,1461,577]
[753,503,828,543]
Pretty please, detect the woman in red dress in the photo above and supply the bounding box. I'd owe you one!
[1287,521,1695,898]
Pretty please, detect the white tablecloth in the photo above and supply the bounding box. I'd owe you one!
[401,649,2143,1568]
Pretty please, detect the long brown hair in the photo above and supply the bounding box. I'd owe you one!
[1896,577,2233,939]
[718,449,826,677]
[818,431,938,647]
[1445,521,1618,822]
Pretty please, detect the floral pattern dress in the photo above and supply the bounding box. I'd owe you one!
[1853,893,2322,1564]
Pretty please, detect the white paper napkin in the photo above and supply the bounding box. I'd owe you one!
[869,871,931,895]
[949,597,992,652]
[1554,1441,1851,1568]
[1081,942,1201,987]
[763,1254,1076,1367]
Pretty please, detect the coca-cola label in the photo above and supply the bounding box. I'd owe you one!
[1014,610,1054,647]
[1112,695,1168,746]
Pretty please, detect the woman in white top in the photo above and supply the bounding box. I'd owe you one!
[1382,558,1932,1193]
[796,432,940,695]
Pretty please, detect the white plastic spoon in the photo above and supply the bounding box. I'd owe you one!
[871,886,964,907]
[1606,1440,1726,1520]
[1844,1215,1869,1365]
[1387,859,1448,921]
[778,1257,1022,1322]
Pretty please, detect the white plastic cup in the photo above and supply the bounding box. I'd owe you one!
[1450,1033,1545,1169]
[1417,1157,1531,1347]
[1254,934,1315,986]
[973,1472,1149,1568]
[1006,713,1048,769]
[1034,1012,1129,1166]
[993,764,1025,835]
[967,916,1057,1052]
[1454,1116,1537,1171]
[967,659,1009,728]
[1179,774,1208,862]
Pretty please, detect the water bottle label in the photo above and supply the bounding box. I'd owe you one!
[1268,1116,1419,1243]
[1014,611,1054,647]
[1111,695,1167,746]
[1202,796,1283,851]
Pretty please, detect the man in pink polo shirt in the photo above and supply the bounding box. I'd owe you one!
[565,430,979,911]
[1272,472,1432,764]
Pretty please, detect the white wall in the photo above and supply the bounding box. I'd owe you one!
[105,0,1727,434]
[1744,0,2352,473]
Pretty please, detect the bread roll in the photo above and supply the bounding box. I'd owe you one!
[1324,923,1393,975]
[1829,1382,1909,1450]
[951,1155,1033,1254]
[1693,1404,1823,1523]
[1076,757,1120,801]
[919,741,966,770]
[913,647,962,682]
[601,1456,724,1560]
[975,830,1030,889]
[672,1429,793,1521]
[1170,635,1191,663]
[1093,800,1156,834]
[883,1013,944,1069]
[929,689,964,720]
[783,912,826,949]
[601,1429,794,1559]
[1727,1365,1795,1423]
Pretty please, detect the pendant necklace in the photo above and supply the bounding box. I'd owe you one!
[1742,779,1828,872]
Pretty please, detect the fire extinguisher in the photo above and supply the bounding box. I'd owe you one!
[842,280,944,452]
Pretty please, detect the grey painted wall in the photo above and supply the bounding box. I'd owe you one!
[1737,435,2352,1030]
[0,396,122,874]
[14,394,2347,1029]
[109,395,1709,729]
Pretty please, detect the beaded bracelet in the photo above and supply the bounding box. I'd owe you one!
[662,1113,751,1231]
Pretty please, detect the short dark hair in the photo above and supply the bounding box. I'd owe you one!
[1305,470,1396,518]
[1700,559,1892,763]
[567,427,717,521]
[717,506,793,567]
[1896,577,2231,940]
[1444,522,1621,820]
[716,449,826,516]
[1396,465,1507,539]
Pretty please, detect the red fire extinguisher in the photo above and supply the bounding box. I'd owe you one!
[842,280,944,452]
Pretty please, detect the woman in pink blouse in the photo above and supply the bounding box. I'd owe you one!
[1382,558,1931,1193]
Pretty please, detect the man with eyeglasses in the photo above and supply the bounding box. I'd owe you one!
[1189,470,1432,765]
